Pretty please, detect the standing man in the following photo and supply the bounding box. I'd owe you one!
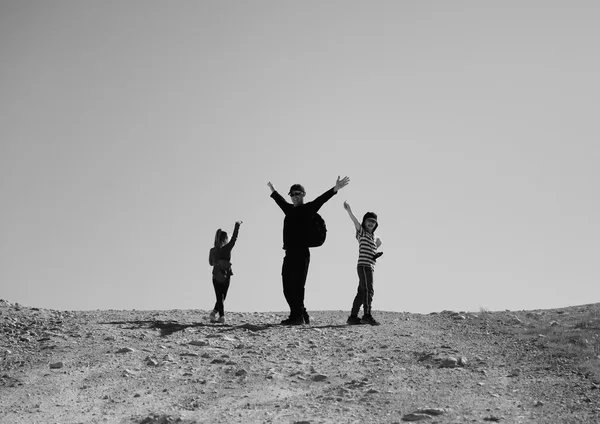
[268,176,350,325]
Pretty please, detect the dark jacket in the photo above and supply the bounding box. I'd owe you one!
[209,222,240,280]
[270,188,336,250]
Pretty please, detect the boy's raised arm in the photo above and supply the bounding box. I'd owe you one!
[343,201,361,232]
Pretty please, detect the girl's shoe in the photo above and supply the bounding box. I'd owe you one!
[360,315,380,326]
[302,308,310,324]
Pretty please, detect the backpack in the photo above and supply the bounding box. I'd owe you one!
[306,212,327,248]
[212,259,232,283]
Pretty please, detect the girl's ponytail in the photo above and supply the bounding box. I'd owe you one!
[214,229,222,248]
[213,229,228,247]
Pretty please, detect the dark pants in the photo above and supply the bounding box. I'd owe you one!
[212,278,230,316]
[282,248,310,319]
[351,265,374,316]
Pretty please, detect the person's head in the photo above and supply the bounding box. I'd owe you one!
[361,212,378,233]
[214,229,229,247]
[288,184,306,207]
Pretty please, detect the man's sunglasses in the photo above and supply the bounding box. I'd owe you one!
[290,192,304,197]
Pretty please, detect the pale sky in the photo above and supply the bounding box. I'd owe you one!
[1,1,599,315]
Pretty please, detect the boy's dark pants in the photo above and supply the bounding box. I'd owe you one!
[212,278,230,316]
[351,265,374,316]
[282,248,310,319]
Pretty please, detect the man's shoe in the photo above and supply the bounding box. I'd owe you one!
[209,310,218,323]
[347,315,362,325]
[280,316,304,326]
[360,315,380,326]
[217,316,225,324]
[302,309,310,324]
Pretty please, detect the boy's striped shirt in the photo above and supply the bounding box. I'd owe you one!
[356,227,376,268]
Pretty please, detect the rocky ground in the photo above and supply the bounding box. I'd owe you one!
[1,299,600,424]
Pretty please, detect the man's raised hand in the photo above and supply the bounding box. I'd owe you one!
[334,176,350,192]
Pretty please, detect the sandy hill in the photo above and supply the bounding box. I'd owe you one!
[1,299,599,423]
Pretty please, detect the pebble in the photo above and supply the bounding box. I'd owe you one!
[440,357,458,368]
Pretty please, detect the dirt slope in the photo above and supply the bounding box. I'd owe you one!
[1,300,599,423]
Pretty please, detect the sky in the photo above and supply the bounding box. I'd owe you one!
[1,1,599,315]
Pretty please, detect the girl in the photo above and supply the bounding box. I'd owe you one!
[208,221,242,323]
[343,201,382,325]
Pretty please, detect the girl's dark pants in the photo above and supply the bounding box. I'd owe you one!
[212,278,230,316]
[282,248,310,319]
[351,265,374,316]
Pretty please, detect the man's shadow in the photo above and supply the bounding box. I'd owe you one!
[102,320,347,337]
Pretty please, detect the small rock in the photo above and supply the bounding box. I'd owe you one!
[49,362,64,369]
[145,357,159,366]
[189,340,209,347]
[311,374,328,382]
[116,347,135,354]
[534,400,544,407]
[508,368,521,377]
[235,369,248,377]
[440,357,458,368]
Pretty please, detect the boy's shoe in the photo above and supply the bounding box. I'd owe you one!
[360,315,380,326]
[302,309,310,324]
[280,316,304,326]
[209,310,218,323]
[347,315,362,325]
[217,316,225,324]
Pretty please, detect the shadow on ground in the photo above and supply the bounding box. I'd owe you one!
[102,320,348,336]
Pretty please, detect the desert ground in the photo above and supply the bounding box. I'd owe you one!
[1,298,599,424]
